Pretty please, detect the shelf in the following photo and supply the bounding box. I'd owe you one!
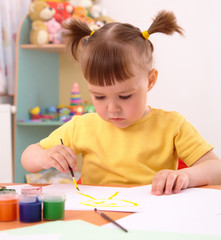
[20,44,66,53]
[17,121,64,126]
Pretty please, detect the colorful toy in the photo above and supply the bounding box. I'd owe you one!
[46,1,74,24]
[59,107,71,122]
[27,83,95,123]
[70,83,84,116]
[29,106,54,121]
[45,18,63,44]
[69,0,92,8]
[30,21,49,45]
[70,83,83,106]
[29,1,55,22]
[72,6,95,25]
[30,106,41,115]
[84,104,95,113]
[38,0,67,2]
[29,1,55,45]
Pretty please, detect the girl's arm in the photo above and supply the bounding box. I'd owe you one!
[151,150,221,195]
[21,143,78,173]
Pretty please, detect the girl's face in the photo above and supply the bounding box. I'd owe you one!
[88,69,157,129]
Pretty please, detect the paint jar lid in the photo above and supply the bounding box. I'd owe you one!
[21,186,42,196]
[0,192,18,204]
[19,195,41,203]
[43,191,66,202]
[0,186,16,193]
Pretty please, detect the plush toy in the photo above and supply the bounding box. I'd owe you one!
[29,1,55,45]
[46,1,74,24]
[30,20,49,45]
[95,15,115,25]
[29,1,55,22]
[68,0,92,9]
[72,6,95,25]
[37,0,67,2]
[45,18,63,43]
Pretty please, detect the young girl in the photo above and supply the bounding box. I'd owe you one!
[21,10,221,195]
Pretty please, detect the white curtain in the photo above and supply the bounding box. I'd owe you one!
[0,0,31,96]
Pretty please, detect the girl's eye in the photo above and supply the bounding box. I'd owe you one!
[119,95,132,100]
[95,96,105,100]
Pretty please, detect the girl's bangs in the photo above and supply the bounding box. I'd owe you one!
[82,43,135,86]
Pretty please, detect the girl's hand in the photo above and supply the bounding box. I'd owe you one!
[40,144,77,173]
[151,169,189,196]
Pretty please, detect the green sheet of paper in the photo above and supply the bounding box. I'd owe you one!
[1,220,220,240]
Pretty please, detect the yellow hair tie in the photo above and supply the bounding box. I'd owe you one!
[90,31,95,36]
[142,30,150,40]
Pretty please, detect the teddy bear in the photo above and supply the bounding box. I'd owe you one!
[29,1,55,44]
[45,18,63,44]
[46,1,74,24]
[29,1,55,22]
[30,20,49,45]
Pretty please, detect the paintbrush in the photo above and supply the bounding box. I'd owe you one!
[60,138,80,191]
[94,208,128,232]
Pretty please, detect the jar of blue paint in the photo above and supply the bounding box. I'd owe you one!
[19,186,42,223]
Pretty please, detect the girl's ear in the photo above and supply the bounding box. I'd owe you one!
[148,68,158,91]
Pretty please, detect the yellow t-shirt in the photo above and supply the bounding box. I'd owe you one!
[40,108,213,185]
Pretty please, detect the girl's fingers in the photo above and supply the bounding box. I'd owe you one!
[173,174,189,194]
[60,145,78,170]
[164,172,178,195]
[152,170,190,196]
[44,145,77,173]
[152,171,168,195]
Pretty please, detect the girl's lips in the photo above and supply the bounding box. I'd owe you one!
[111,118,124,121]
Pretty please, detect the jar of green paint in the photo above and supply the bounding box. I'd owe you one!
[43,192,65,220]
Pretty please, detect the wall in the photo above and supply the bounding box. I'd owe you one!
[101,0,221,157]
[59,53,91,106]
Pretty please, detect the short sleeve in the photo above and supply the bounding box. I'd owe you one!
[40,117,80,154]
[174,118,214,166]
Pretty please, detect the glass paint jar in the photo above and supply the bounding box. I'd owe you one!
[0,192,18,221]
[43,192,65,220]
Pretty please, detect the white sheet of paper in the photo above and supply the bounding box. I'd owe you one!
[104,187,221,236]
[43,184,163,212]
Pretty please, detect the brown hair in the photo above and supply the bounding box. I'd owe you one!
[63,10,184,86]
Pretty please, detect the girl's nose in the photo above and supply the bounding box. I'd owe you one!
[107,101,121,113]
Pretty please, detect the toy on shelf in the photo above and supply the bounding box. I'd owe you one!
[45,18,63,44]
[84,101,95,113]
[29,1,55,45]
[70,82,82,105]
[19,82,95,123]
[57,105,71,122]
[28,0,115,45]
[72,6,95,26]
[29,106,55,122]
[70,82,84,116]
[46,1,74,24]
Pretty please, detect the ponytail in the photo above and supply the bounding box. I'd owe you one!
[63,20,92,60]
[142,10,184,40]
[63,10,184,86]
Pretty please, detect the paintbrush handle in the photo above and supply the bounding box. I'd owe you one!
[94,208,128,232]
[69,166,75,178]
